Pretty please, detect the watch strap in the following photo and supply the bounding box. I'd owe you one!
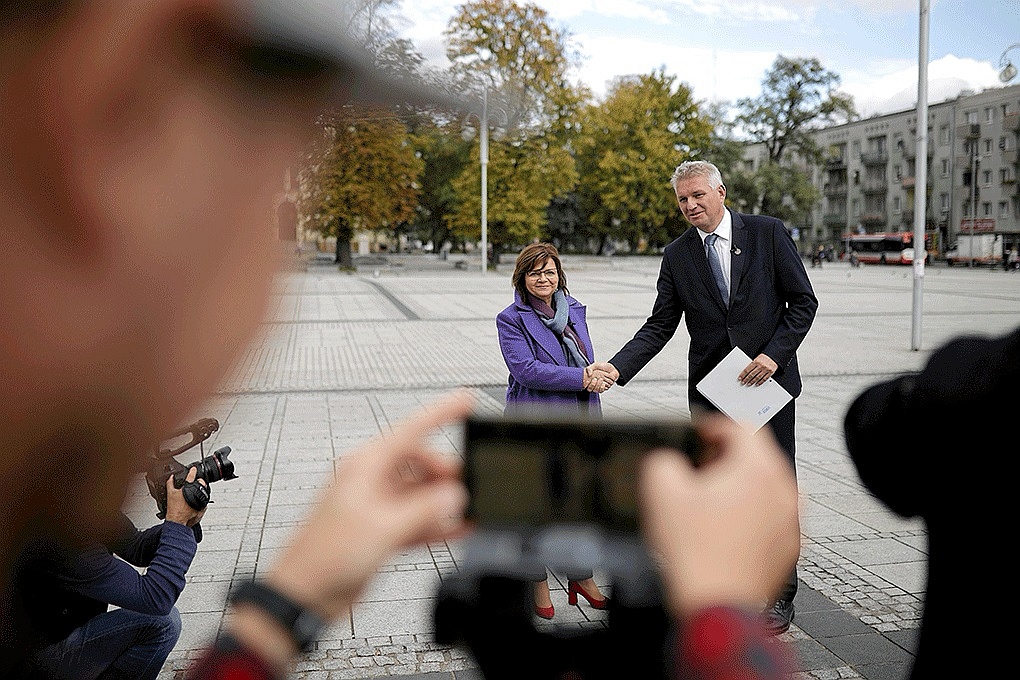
[229,580,325,652]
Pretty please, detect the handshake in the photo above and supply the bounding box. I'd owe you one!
[583,362,620,393]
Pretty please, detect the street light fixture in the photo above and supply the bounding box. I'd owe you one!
[1000,43,1020,83]
[463,85,508,275]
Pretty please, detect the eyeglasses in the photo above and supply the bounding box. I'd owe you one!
[526,268,559,280]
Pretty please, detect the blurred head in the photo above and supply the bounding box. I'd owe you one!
[512,243,568,305]
[671,160,727,232]
[0,0,375,552]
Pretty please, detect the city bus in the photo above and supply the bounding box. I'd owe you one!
[843,232,930,265]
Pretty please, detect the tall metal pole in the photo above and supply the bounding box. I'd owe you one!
[911,0,929,351]
[970,146,977,268]
[480,87,489,275]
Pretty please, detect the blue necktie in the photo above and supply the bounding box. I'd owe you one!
[705,233,729,306]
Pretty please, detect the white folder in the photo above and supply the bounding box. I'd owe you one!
[695,346,792,431]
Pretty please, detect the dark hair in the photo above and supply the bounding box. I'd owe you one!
[511,243,568,303]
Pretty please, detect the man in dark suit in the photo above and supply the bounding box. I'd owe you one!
[594,160,817,634]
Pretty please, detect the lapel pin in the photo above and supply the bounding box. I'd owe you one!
[732,247,741,256]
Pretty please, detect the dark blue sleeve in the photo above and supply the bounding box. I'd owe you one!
[610,250,684,385]
[57,521,197,616]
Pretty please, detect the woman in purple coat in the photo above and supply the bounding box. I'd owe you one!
[495,242,610,618]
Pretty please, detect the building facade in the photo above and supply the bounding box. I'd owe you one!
[809,83,1020,256]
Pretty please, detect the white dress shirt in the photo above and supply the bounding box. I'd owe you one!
[696,209,733,298]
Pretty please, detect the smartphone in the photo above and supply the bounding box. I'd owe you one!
[463,413,701,532]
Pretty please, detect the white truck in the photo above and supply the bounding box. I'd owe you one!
[944,233,1002,266]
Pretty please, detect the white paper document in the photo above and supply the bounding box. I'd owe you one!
[695,346,793,431]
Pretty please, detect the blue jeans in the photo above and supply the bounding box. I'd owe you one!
[36,607,182,680]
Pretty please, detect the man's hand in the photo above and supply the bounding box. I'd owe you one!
[738,353,778,386]
[639,416,800,618]
[165,467,207,527]
[583,364,615,393]
[584,361,619,393]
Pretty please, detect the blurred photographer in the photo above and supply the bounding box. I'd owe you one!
[18,469,208,679]
[0,3,797,680]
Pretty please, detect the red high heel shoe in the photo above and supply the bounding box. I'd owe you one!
[534,604,555,619]
[568,580,608,610]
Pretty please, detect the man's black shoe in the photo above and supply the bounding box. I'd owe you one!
[761,599,794,636]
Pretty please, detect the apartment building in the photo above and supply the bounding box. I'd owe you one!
[811,83,1020,255]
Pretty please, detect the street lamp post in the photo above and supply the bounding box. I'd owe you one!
[479,87,489,275]
[970,145,978,268]
[464,86,507,275]
[910,0,930,351]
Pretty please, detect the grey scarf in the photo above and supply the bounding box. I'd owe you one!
[529,289,591,368]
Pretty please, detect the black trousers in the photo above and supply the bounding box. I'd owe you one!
[690,392,799,603]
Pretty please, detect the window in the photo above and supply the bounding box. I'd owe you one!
[940,193,950,211]
[967,111,978,124]
[983,202,992,217]
[893,196,901,213]
[983,169,992,185]
[852,199,860,217]
[985,107,994,123]
[1001,202,1010,218]
[894,164,902,180]
[984,139,992,154]
[941,159,950,177]
[939,125,950,145]
[1001,137,1011,151]
[963,200,971,217]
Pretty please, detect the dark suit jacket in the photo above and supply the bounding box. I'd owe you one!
[610,210,817,405]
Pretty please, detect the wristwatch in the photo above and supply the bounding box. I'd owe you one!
[229,580,325,652]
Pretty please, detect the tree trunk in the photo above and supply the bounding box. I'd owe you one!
[334,222,354,269]
[597,233,609,256]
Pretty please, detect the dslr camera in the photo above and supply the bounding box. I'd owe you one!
[434,411,703,680]
[145,417,238,533]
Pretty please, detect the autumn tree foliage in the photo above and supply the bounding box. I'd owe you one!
[298,109,423,267]
[575,69,713,253]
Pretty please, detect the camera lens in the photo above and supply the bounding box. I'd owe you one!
[196,446,237,483]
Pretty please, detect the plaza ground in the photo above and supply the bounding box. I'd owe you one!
[132,254,1020,679]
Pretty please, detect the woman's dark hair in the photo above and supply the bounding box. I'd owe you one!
[511,242,568,303]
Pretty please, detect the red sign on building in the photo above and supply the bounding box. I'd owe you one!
[959,218,996,233]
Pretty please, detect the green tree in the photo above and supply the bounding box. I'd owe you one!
[736,56,856,218]
[298,108,423,267]
[443,0,584,260]
[410,124,472,252]
[575,69,712,253]
[447,132,576,255]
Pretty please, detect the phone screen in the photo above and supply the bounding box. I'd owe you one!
[464,415,699,532]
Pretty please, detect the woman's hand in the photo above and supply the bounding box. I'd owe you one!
[584,364,615,393]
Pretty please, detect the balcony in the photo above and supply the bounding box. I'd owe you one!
[957,123,981,139]
[825,156,847,169]
[860,213,887,226]
[901,210,915,225]
[1005,112,1019,132]
[862,181,888,194]
[900,176,915,188]
[860,151,888,165]
[823,182,848,196]
[823,213,848,226]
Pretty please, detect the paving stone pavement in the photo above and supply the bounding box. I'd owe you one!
[132,253,1020,679]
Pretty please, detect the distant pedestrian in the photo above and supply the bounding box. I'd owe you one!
[1009,248,1019,271]
[496,242,611,619]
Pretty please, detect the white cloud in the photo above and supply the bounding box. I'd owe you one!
[842,54,1004,116]
[575,34,777,102]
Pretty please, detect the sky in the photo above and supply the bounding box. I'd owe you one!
[393,0,1020,118]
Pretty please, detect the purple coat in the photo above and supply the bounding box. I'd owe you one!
[496,291,602,416]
